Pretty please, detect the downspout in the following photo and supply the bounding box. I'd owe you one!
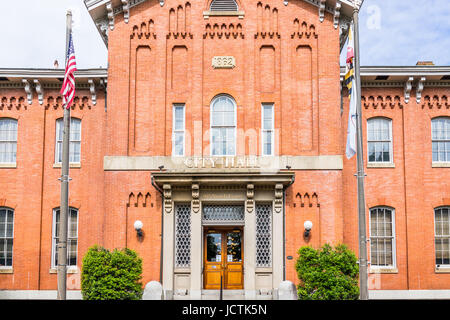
[38,102,47,290]
[283,173,296,281]
[151,175,164,284]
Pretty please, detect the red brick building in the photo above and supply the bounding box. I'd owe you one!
[0,0,449,299]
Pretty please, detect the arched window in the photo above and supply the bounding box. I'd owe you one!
[55,118,81,164]
[369,206,396,268]
[435,206,450,267]
[367,117,393,163]
[210,95,236,156]
[51,207,78,268]
[210,0,238,11]
[0,207,14,267]
[432,117,450,163]
[0,118,18,164]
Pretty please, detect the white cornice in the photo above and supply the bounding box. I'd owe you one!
[340,66,450,77]
[0,68,108,79]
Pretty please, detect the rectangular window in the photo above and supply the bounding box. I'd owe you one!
[0,119,18,164]
[0,208,14,267]
[432,117,450,162]
[370,207,395,267]
[172,104,185,156]
[261,104,274,156]
[435,207,450,266]
[367,118,392,163]
[55,118,81,164]
[52,208,78,268]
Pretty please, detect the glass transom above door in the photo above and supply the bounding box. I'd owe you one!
[202,205,244,226]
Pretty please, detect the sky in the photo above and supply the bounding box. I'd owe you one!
[0,0,449,69]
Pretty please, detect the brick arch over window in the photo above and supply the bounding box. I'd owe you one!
[210,0,238,11]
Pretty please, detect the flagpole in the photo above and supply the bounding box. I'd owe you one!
[352,2,369,300]
[57,10,72,301]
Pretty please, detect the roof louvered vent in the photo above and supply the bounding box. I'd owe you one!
[210,0,238,11]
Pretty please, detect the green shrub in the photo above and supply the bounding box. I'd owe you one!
[295,244,359,300]
[81,245,143,300]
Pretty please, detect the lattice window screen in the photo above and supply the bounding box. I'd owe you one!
[175,204,191,268]
[256,204,272,267]
[210,0,238,11]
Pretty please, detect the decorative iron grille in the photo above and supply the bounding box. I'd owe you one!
[256,204,272,268]
[175,204,191,268]
[203,205,244,225]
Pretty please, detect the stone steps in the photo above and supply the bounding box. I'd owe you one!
[201,290,245,300]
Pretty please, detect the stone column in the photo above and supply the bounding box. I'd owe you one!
[272,183,284,299]
[162,184,174,300]
[244,184,256,299]
[190,183,202,299]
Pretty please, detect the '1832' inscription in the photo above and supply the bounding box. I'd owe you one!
[212,56,236,69]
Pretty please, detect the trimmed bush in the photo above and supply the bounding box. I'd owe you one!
[81,245,143,300]
[295,244,359,300]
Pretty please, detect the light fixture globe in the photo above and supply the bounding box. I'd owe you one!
[303,221,313,239]
[304,221,313,231]
[134,220,143,231]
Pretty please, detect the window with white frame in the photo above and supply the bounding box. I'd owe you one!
[55,118,81,164]
[0,208,14,267]
[172,104,185,156]
[367,117,393,163]
[369,207,395,267]
[0,118,18,164]
[432,117,450,163]
[261,103,274,156]
[210,95,236,156]
[52,207,78,268]
[435,207,450,266]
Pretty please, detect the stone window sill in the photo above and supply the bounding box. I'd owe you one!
[0,163,16,168]
[369,267,398,274]
[49,267,78,274]
[0,268,13,274]
[432,162,450,168]
[53,163,81,169]
[203,10,245,19]
[367,162,395,168]
[435,267,450,273]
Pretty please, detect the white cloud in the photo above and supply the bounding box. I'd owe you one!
[1,0,448,69]
[354,0,450,66]
[0,0,107,69]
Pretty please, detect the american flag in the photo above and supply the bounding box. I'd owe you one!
[60,33,77,109]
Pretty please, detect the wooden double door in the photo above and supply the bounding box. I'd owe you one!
[203,228,243,289]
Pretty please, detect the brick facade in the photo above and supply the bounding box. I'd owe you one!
[0,0,449,298]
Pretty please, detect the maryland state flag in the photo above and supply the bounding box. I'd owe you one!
[345,24,357,159]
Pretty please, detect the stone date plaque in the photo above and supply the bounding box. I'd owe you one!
[212,56,236,69]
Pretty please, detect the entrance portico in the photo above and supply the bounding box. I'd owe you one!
[152,170,294,300]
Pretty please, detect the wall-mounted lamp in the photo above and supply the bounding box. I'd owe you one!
[304,221,313,239]
[134,220,144,240]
